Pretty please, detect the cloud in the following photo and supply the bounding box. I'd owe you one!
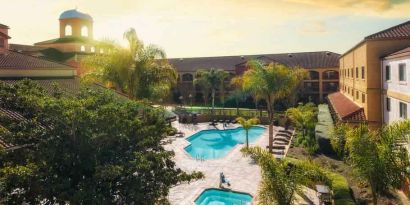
[284,0,401,11]
[299,21,328,35]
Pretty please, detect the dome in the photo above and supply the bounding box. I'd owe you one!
[59,9,93,21]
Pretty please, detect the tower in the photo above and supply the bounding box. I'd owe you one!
[59,9,93,39]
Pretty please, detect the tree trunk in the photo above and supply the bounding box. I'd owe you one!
[246,129,249,148]
[371,187,378,205]
[211,89,215,116]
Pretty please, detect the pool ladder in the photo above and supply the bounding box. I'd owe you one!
[195,154,205,161]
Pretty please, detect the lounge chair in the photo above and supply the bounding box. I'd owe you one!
[176,131,185,138]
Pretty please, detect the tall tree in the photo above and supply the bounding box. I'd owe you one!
[242,60,306,152]
[193,72,211,108]
[82,28,177,101]
[236,117,259,148]
[194,68,229,115]
[346,122,410,205]
[0,80,202,204]
[230,76,246,116]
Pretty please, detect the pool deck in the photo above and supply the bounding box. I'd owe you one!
[165,122,320,205]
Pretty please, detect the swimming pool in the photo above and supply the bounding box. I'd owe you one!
[195,188,253,205]
[185,126,265,160]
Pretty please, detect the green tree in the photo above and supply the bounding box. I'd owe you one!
[346,122,410,205]
[286,103,318,154]
[82,28,177,101]
[0,80,202,204]
[242,60,306,152]
[236,117,259,148]
[229,76,246,116]
[194,68,229,115]
[193,72,211,108]
[330,123,350,159]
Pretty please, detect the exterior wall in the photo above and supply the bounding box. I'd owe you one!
[59,18,93,39]
[382,55,410,124]
[339,38,410,127]
[302,67,338,103]
[0,27,9,54]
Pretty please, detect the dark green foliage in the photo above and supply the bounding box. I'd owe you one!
[0,80,202,204]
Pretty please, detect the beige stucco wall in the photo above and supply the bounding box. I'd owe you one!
[339,38,410,127]
[0,68,77,78]
[59,18,93,39]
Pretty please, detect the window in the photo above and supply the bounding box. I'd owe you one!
[182,73,193,82]
[386,97,391,111]
[81,26,89,37]
[361,66,365,79]
[347,69,350,77]
[91,46,95,53]
[356,91,359,99]
[100,49,104,54]
[399,63,406,82]
[65,25,72,36]
[0,38,3,48]
[351,68,353,77]
[400,102,407,119]
[356,67,358,78]
[80,45,85,52]
[385,65,391,81]
[362,93,365,103]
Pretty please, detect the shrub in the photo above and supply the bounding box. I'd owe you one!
[326,172,355,205]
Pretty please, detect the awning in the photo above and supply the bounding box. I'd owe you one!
[327,92,366,122]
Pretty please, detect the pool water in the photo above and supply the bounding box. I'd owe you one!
[195,188,252,205]
[185,126,265,160]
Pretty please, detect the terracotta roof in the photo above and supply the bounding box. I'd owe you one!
[327,92,366,122]
[0,50,73,69]
[9,44,46,52]
[384,46,410,59]
[365,21,410,40]
[0,31,10,39]
[2,78,82,97]
[342,21,410,57]
[168,51,340,72]
[0,23,9,29]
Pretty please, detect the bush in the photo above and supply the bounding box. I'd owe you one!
[326,172,355,205]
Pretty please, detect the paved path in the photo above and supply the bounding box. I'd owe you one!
[165,122,319,205]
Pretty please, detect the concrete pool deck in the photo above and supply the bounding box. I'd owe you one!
[165,122,320,205]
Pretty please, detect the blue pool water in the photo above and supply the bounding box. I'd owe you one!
[185,126,265,160]
[195,188,253,205]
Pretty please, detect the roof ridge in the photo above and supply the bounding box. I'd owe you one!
[7,50,74,69]
[365,20,410,40]
[167,51,340,60]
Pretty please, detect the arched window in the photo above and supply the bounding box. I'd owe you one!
[81,26,88,37]
[91,46,95,53]
[80,45,85,52]
[182,73,193,82]
[100,49,104,54]
[65,25,72,36]
[323,70,339,80]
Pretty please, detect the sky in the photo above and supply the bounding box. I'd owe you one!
[1,0,410,58]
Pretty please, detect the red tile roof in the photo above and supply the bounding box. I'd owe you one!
[168,51,340,72]
[327,92,366,122]
[0,23,9,29]
[365,21,410,40]
[385,46,410,58]
[0,50,73,69]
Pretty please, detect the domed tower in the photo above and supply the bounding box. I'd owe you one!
[59,9,93,39]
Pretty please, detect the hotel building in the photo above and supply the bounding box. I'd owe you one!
[328,21,410,127]
[168,51,340,104]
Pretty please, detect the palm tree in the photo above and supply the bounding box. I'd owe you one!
[194,72,211,108]
[236,117,259,148]
[242,60,306,152]
[286,103,317,139]
[346,121,410,205]
[82,28,177,101]
[194,68,229,115]
[230,76,245,116]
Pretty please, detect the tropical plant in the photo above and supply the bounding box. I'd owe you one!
[82,28,177,101]
[193,72,211,108]
[0,80,202,204]
[230,76,246,116]
[242,60,306,152]
[194,68,229,115]
[236,117,259,148]
[286,103,318,154]
[330,123,350,159]
[346,122,410,205]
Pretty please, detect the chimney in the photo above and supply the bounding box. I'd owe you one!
[0,23,10,55]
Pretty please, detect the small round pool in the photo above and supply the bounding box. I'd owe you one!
[185,126,265,160]
[195,188,253,205]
